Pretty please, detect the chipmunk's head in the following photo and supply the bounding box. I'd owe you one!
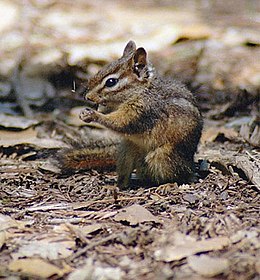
[85,41,155,111]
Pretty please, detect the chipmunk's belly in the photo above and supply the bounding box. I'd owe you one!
[123,132,151,150]
[124,125,169,152]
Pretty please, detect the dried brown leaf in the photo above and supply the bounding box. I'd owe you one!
[0,114,39,129]
[79,224,103,235]
[8,258,66,278]
[114,204,159,225]
[198,143,260,187]
[68,258,124,280]
[235,155,260,188]
[12,240,75,260]
[0,213,25,231]
[0,127,68,148]
[155,236,230,261]
[201,127,238,144]
[240,121,260,148]
[187,255,229,277]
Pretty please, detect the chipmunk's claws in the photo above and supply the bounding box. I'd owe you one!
[79,108,97,123]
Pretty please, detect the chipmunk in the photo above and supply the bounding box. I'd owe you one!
[63,41,203,189]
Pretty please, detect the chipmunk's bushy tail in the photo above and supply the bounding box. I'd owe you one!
[56,141,118,172]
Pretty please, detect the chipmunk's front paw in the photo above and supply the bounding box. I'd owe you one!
[79,108,97,123]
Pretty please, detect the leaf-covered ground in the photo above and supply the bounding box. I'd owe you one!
[0,1,259,279]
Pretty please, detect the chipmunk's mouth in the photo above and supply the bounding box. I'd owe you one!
[85,97,111,113]
[85,98,99,110]
[86,97,107,107]
[98,104,110,113]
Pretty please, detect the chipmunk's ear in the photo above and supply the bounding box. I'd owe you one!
[134,48,147,66]
[123,41,136,57]
[132,47,150,79]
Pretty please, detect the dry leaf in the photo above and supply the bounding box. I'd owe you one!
[114,204,159,225]
[8,258,65,278]
[198,143,260,188]
[155,236,230,261]
[201,127,238,144]
[0,127,69,148]
[240,119,260,148]
[230,230,248,244]
[12,240,75,260]
[235,155,260,188]
[0,114,39,129]
[38,160,62,174]
[172,231,197,245]
[68,258,124,280]
[79,224,103,235]
[0,213,24,231]
[187,255,229,277]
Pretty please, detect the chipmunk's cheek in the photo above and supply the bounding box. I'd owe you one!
[85,89,102,104]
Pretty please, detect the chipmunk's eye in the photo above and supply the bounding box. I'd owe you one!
[105,78,118,87]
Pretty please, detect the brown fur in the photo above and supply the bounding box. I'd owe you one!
[79,41,203,189]
[57,148,116,172]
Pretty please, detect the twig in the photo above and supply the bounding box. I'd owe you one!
[72,196,146,210]
[245,150,260,162]
[24,196,146,212]
[47,218,85,224]
[65,223,90,245]
[66,232,122,262]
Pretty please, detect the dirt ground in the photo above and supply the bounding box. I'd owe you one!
[0,1,259,279]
